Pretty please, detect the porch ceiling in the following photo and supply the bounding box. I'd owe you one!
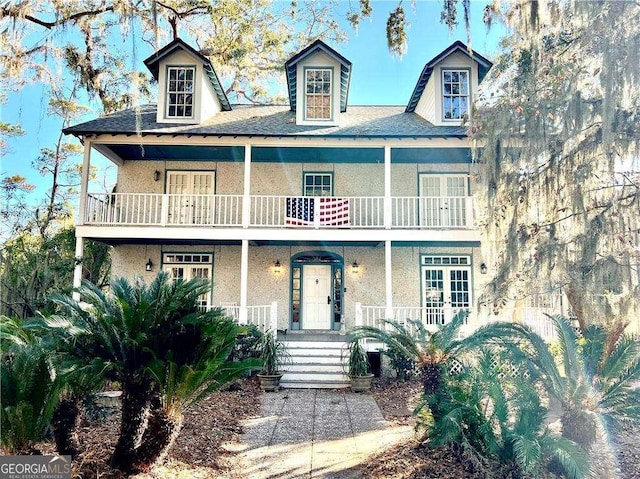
[95,143,473,164]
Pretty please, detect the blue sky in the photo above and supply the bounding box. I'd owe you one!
[1,1,503,205]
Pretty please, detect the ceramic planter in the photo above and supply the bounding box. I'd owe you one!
[350,373,374,393]
[257,372,284,392]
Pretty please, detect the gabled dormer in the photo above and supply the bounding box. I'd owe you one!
[285,40,352,127]
[144,38,231,124]
[406,41,492,126]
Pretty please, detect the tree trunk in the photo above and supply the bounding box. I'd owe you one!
[132,395,183,472]
[51,397,81,457]
[110,377,151,472]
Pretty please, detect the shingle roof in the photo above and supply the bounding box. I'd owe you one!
[284,40,352,113]
[406,40,493,113]
[63,104,468,139]
[143,37,231,111]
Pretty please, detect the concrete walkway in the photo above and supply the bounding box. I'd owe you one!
[235,389,414,479]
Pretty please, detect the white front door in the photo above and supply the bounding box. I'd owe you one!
[166,171,215,224]
[421,260,471,325]
[302,264,332,330]
[163,253,213,309]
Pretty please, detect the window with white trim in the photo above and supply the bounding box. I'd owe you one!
[163,253,213,308]
[166,66,195,118]
[303,173,332,196]
[305,68,332,120]
[442,70,469,120]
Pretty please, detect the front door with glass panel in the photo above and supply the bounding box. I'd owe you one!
[163,253,213,309]
[419,175,468,227]
[166,171,215,224]
[421,256,471,325]
[302,264,332,330]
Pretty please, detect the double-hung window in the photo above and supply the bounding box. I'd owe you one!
[166,66,195,118]
[442,70,469,120]
[305,68,332,120]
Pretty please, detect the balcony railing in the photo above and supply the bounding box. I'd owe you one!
[85,193,474,229]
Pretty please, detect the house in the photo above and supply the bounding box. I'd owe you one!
[64,37,521,386]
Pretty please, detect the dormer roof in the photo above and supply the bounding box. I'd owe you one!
[285,40,352,113]
[143,37,232,111]
[406,40,492,112]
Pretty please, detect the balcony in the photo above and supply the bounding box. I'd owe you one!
[84,193,474,229]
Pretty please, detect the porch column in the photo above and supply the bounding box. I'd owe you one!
[242,144,252,228]
[385,240,393,319]
[384,145,391,229]
[72,235,84,301]
[78,139,92,226]
[239,239,249,324]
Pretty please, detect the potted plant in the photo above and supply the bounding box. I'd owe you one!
[346,339,374,392]
[256,331,288,392]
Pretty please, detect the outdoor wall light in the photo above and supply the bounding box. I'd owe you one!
[351,261,359,274]
[273,260,282,274]
[146,258,153,272]
[154,170,161,181]
[480,262,488,274]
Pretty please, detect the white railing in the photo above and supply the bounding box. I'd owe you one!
[86,193,243,226]
[354,303,471,333]
[216,302,278,333]
[392,196,473,228]
[519,309,558,342]
[249,195,384,228]
[85,193,474,229]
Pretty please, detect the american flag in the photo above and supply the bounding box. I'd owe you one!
[286,197,350,226]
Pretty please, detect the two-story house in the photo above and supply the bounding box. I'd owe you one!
[65,38,496,387]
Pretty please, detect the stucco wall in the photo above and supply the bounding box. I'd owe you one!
[109,242,487,331]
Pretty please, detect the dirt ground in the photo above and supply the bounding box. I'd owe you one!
[32,376,640,478]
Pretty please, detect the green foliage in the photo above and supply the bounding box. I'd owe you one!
[0,318,62,453]
[381,344,416,381]
[44,272,256,471]
[0,227,110,319]
[345,339,370,378]
[258,330,288,375]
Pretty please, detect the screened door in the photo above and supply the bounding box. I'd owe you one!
[167,171,215,224]
[419,175,468,227]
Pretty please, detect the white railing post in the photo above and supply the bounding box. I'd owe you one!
[242,144,251,228]
[269,301,278,333]
[313,197,320,228]
[384,146,391,229]
[355,302,362,327]
[161,194,168,226]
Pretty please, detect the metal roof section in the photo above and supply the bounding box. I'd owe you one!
[284,40,352,113]
[63,103,467,139]
[406,40,493,113]
[143,37,231,111]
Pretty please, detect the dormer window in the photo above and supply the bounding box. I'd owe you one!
[442,70,469,120]
[305,68,332,120]
[166,66,195,118]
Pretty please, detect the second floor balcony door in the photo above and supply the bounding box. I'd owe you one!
[302,264,332,330]
[419,174,468,227]
[167,171,215,225]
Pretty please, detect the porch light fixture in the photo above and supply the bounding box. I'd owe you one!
[351,261,359,274]
[146,258,153,272]
[273,260,282,274]
[480,263,488,274]
[153,170,161,181]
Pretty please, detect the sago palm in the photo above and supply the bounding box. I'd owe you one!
[44,272,258,472]
[0,316,62,454]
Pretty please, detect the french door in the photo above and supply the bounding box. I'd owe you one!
[419,174,468,227]
[421,256,471,325]
[163,253,213,309]
[166,171,215,224]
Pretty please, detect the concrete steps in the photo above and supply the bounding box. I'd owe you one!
[279,336,350,389]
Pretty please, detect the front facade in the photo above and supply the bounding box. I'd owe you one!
[66,38,511,341]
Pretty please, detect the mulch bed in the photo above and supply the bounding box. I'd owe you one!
[368,376,640,479]
[28,376,640,478]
